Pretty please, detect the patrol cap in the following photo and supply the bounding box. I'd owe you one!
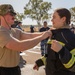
[0,4,16,16]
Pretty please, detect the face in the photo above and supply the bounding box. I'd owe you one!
[4,12,15,25]
[51,12,66,29]
[18,23,22,26]
[44,22,47,27]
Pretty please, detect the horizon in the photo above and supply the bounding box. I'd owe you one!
[0,0,75,25]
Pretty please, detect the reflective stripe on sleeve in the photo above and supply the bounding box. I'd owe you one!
[70,48,75,55]
[41,56,46,65]
[63,55,75,68]
[47,39,65,46]
[63,48,75,68]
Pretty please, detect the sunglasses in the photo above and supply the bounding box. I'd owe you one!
[9,13,16,16]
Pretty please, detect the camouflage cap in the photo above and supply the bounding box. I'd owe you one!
[0,4,16,16]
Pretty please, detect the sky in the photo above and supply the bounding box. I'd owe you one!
[0,0,75,25]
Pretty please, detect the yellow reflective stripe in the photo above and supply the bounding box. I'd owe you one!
[47,39,51,44]
[70,48,75,55]
[41,56,46,65]
[58,41,65,46]
[63,49,75,68]
[63,55,75,68]
[47,39,65,46]
[70,48,75,63]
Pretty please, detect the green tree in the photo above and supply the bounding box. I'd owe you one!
[15,12,25,22]
[70,7,75,22]
[24,0,52,26]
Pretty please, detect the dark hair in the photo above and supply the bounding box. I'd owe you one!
[55,8,71,24]
[11,21,22,28]
[44,21,47,23]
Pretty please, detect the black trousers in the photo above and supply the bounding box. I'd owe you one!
[0,66,21,75]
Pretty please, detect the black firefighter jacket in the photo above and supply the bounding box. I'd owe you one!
[36,28,75,75]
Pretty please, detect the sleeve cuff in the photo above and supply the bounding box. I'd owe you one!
[58,47,65,58]
[35,59,44,67]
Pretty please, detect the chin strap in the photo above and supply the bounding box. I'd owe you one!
[3,16,11,30]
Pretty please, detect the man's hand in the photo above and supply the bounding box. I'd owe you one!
[42,30,52,40]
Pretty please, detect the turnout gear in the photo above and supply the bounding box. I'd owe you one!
[36,28,75,75]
